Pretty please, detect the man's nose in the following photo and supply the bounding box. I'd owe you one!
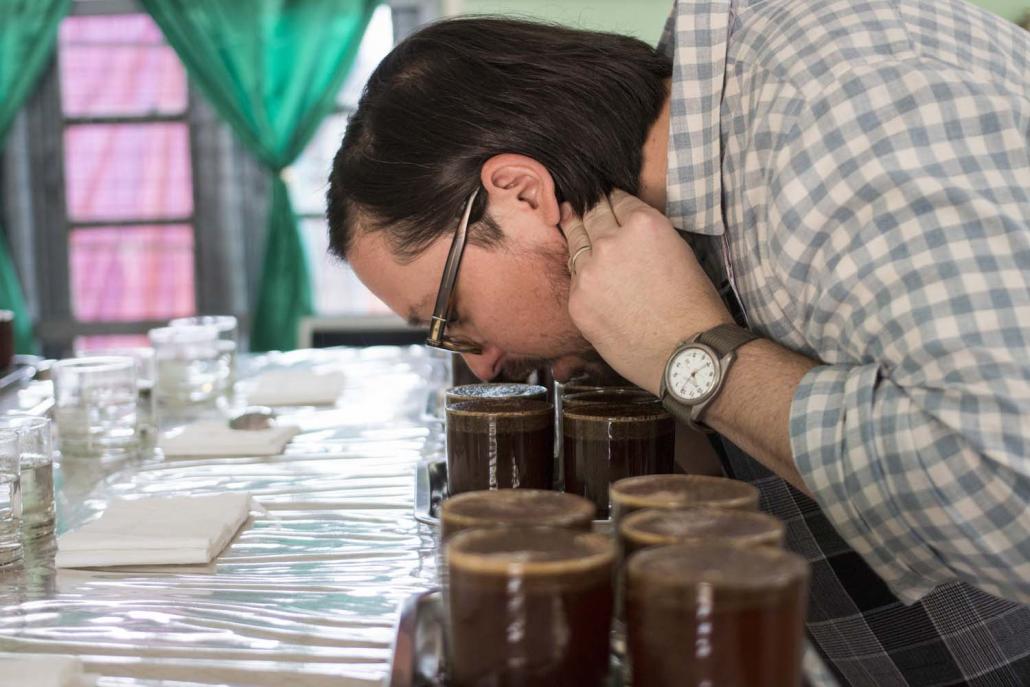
[461,345,504,381]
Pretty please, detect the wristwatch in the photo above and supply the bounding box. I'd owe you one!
[659,323,760,432]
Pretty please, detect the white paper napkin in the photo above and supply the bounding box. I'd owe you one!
[246,369,345,406]
[0,655,96,687]
[56,493,252,568]
[158,421,299,457]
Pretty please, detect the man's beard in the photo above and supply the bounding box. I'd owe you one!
[490,243,635,385]
[490,245,599,383]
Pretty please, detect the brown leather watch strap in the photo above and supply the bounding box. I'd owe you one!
[694,323,760,357]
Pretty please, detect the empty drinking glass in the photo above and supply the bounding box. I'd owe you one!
[76,347,156,450]
[0,417,54,541]
[0,429,22,566]
[52,356,139,461]
[149,325,226,406]
[169,315,238,388]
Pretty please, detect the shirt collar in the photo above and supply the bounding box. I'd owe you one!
[658,0,732,236]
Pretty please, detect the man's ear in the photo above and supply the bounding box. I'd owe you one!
[480,153,561,227]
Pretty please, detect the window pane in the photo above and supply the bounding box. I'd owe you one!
[291,112,349,216]
[70,226,195,322]
[338,4,395,107]
[301,218,391,316]
[290,5,394,216]
[75,335,151,352]
[65,123,193,222]
[59,15,187,117]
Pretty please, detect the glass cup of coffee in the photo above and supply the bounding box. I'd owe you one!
[446,398,554,496]
[440,488,595,541]
[563,401,674,518]
[610,474,760,526]
[446,382,548,408]
[447,526,615,687]
[555,383,651,491]
[627,542,809,687]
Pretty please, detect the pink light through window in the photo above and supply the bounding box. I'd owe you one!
[70,225,195,322]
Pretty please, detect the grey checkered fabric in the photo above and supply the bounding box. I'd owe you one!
[658,0,1030,684]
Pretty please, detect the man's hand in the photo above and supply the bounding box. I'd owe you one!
[560,189,734,395]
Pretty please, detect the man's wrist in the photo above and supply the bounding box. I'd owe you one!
[700,337,818,495]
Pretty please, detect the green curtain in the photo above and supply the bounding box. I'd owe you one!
[0,0,70,353]
[140,0,379,351]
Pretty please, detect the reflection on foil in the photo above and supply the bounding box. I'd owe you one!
[0,346,446,686]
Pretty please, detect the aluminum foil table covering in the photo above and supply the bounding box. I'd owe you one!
[0,346,450,687]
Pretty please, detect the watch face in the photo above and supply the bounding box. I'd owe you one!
[667,347,719,403]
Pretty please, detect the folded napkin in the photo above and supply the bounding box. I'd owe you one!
[158,421,299,457]
[246,369,345,406]
[0,655,96,687]
[56,493,252,568]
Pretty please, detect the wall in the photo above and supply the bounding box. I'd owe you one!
[443,0,1027,43]
[441,0,670,43]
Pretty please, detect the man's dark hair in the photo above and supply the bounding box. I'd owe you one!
[327,16,672,261]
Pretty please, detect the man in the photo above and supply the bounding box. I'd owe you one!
[327,0,1030,684]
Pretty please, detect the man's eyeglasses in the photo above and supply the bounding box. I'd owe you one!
[425,189,483,355]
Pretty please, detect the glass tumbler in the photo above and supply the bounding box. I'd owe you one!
[0,417,54,541]
[77,347,156,451]
[149,325,226,406]
[52,356,139,461]
[0,429,21,566]
[170,315,238,389]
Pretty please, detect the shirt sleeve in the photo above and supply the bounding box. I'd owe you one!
[770,59,1030,604]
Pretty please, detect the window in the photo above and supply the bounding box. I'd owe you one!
[2,0,436,355]
[59,12,196,350]
[291,4,395,317]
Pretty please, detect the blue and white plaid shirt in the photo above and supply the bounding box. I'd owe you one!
[660,0,1030,684]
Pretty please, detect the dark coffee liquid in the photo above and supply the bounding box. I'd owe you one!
[563,405,674,518]
[448,529,614,687]
[627,544,808,687]
[628,589,806,687]
[447,401,554,496]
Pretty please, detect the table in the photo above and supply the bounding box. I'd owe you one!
[0,346,449,686]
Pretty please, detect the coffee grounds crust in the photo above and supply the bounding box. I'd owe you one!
[447,383,548,401]
[620,507,784,548]
[448,526,615,576]
[443,489,595,529]
[611,474,759,510]
[628,542,809,597]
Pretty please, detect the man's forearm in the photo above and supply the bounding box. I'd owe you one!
[703,338,819,496]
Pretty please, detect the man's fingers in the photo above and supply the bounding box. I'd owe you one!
[582,194,621,241]
[559,203,591,275]
[608,188,655,225]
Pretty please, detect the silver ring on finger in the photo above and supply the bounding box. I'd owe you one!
[568,245,592,276]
